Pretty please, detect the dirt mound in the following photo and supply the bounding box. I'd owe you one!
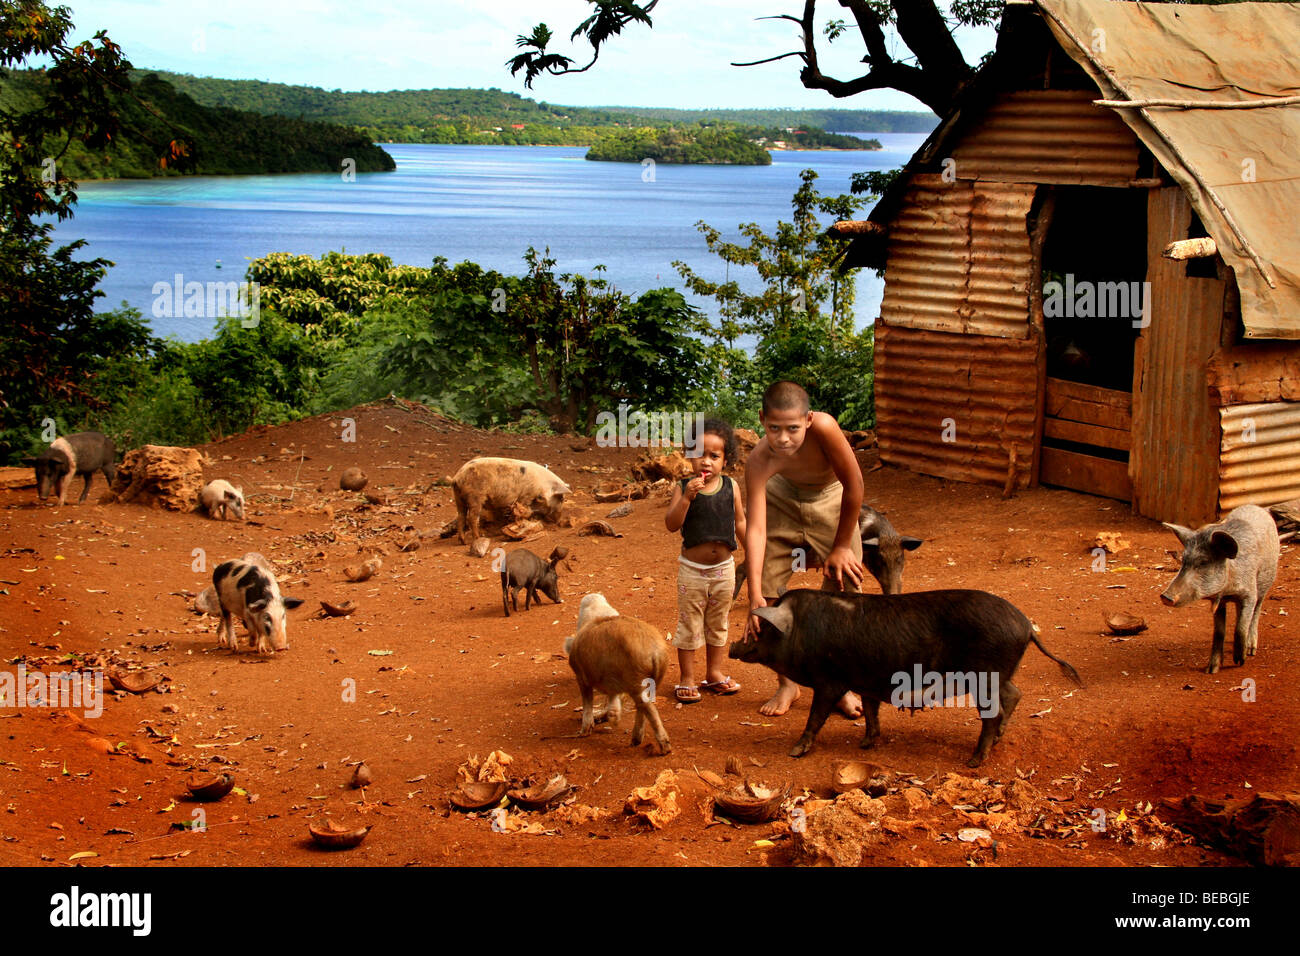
[110,444,206,510]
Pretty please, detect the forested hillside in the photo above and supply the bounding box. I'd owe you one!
[0,70,395,180]
[136,70,930,145]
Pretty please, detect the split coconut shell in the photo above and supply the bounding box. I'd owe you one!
[830,760,891,796]
[712,780,789,824]
[108,668,161,694]
[449,780,508,812]
[507,775,575,812]
[1105,612,1148,635]
[187,772,235,802]
[308,819,372,849]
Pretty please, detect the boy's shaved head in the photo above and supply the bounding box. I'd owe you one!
[762,381,810,416]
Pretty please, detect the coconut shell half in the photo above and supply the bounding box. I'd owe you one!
[308,819,372,849]
[1105,612,1148,635]
[712,781,789,824]
[831,760,890,796]
[449,780,508,812]
[187,772,235,802]
[507,775,575,812]
[108,668,161,694]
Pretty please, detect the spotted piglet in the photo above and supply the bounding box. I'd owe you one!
[212,557,304,654]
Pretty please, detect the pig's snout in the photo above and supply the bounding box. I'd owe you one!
[1160,592,1177,607]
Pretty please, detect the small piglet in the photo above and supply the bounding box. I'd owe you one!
[733,504,922,598]
[501,546,563,616]
[23,431,116,506]
[195,553,272,616]
[1160,504,1280,674]
[200,479,245,521]
[212,556,304,654]
[734,588,1081,767]
[564,593,670,755]
[859,506,923,596]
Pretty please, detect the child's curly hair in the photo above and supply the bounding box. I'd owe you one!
[686,416,738,471]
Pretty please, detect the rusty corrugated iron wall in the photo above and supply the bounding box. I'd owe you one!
[950,90,1140,186]
[1219,402,1300,511]
[875,324,1039,488]
[879,175,1036,339]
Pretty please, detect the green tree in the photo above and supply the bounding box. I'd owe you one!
[673,168,876,428]
[0,0,154,460]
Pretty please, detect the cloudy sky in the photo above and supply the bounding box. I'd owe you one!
[65,1,996,112]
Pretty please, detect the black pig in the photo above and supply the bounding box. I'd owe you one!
[501,547,563,616]
[23,432,117,506]
[732,588,1081,767]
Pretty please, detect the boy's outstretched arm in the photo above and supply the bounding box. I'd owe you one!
[812,413,865,590]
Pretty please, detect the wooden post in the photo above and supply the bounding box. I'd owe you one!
[1027,187,1056,489]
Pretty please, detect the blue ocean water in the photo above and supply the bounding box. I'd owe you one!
[50,135,925,342]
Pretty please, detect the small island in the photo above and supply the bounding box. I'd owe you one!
[584,124,880,165]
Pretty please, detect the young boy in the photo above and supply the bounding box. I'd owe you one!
[743,381,866,717]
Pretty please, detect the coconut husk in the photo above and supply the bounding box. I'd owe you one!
[344,556,382,582]
[578,520,621,538]
[110,445,206,511]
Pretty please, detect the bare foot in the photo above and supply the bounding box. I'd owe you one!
[759,680,800,716]
[837,691,863,720]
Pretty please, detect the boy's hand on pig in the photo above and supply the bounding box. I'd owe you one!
[746,595,768,637]
[823,546,865,591]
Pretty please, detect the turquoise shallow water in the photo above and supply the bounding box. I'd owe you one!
[50,135,926,342]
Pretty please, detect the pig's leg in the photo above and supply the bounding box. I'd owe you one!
[859,698,881,750]
[78,473,93,503]
[790,688,839,758]
[1207,600,1228,674]
[596,693,622,726]
[630,702,645,746]
[56,474,69,507]
[578,682,596,736]
[218,612,234,650]
[525,585,535,612]
[994,679,1020,740]
[1245,591,1265,657]
[1229,597,1248,666]
[636,700,671,755]
[103,463,116,486]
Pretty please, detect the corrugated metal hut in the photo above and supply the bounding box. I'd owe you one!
[838,0,1300,525]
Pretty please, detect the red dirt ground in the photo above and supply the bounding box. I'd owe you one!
[0,399,1294,867]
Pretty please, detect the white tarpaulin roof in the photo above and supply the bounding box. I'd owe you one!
[1037,0,1300,338]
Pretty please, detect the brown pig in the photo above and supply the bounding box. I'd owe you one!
[564,593,670,754]
[451,457,571,543]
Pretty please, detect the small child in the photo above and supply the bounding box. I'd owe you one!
[664,418,748,703]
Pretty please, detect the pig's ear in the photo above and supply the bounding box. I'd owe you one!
[862,537,880,550]
[1162,522,1194,545]
[282,596,305,610]
[901,536,923,551]
[1208,531,1239,561]
[752,605,793,637]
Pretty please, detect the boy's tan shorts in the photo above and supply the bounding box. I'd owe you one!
[761,474,863,598]
[674,556,735,651]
